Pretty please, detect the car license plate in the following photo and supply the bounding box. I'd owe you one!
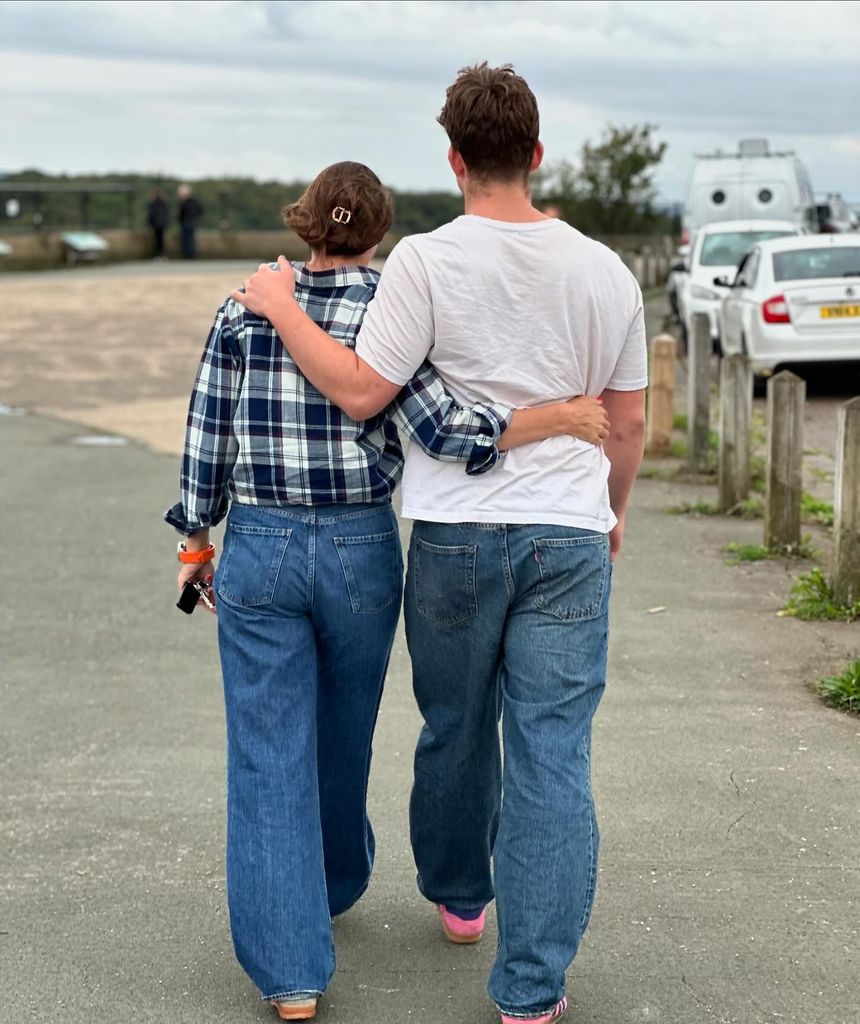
[820,304,860,318]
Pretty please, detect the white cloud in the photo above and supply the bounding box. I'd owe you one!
[1,0,858,198]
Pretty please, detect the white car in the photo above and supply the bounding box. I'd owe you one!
[680,220,799,348]
[718,234,860,375]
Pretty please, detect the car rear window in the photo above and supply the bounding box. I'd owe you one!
[772,247,860,281]
[699,231,794,267]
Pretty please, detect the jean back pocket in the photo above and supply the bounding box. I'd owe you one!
[216,523,293,608]
[413,538,478,627]
[334,528,402,614]
[532,534,609,622]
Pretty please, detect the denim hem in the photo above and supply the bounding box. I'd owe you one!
[330,874,371,918]
[417,878,494,910]
[263,989,323,1003]
[494,996,565,1018]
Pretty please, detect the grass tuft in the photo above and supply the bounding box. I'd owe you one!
[726,536,817,565]
[801,492,835,528]
[672,412,688,431]
[781,568,860,622]
[816,659,860,713]
[725,543,773,564]
[730,497,764,519]
[669,438,688,459]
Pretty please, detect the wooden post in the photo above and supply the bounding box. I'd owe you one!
[832,397,860,606]
[718,353,753,511]
[645,335,677,456]
[764,370,805,551]
[687,312,711,474]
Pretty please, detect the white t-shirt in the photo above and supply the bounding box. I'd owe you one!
[356,215,648,530]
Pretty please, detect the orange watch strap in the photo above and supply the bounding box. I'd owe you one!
[178,543,216,564]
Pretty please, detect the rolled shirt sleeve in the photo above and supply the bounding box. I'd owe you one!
[389,360,512,476]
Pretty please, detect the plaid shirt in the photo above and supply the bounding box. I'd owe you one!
[165,263,512,535]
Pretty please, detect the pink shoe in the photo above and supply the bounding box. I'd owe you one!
[437,904,486,944]
[500,995,568,1024]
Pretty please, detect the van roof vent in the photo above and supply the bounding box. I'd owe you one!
[738,138,769,157]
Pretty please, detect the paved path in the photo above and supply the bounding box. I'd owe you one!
[2,407,857,1024]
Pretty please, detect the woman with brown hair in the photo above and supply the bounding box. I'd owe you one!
[166,161,609,1020]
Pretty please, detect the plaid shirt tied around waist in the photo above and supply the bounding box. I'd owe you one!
[165,263,511,535]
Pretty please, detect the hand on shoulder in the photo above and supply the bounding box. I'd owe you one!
[231,255,296,319]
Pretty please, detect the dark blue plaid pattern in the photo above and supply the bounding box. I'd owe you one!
[165,263,511,534]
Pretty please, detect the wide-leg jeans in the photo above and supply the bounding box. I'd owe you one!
[405,521,610,1018]
[215,501,403,1002]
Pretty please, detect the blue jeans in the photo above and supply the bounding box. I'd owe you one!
[405,521,610,1018]
[214,501,403,1002]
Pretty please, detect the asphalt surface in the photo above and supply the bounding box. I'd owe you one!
[2,407,857,1024]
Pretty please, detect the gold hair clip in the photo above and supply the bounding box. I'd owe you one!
[331,206,352,224]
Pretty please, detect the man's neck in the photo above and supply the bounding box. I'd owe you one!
[462,180,546,224]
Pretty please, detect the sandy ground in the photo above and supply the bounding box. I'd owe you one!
[0,261,257,455]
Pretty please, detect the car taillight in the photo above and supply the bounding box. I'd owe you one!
[762,294,791,324]
[681,227,690,245]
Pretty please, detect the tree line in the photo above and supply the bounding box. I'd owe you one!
[1,125,675,239]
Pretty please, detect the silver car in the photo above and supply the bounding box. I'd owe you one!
[718,235,860,375]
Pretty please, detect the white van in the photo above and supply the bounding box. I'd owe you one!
[683,139,816,243]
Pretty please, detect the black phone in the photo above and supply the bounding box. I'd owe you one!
[177,580,213,614]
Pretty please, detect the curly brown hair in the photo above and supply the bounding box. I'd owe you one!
[438,62,540,184]
[283,162,394,257]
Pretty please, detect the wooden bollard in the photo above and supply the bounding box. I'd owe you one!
[832,396,860,606]
[645,335,677,456]
[687,312,712,474]
[718,354,753,511]
[764,370,805,552]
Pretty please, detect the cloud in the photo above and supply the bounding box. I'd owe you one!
[1,0,858,198]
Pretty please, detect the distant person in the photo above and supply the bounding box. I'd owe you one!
[147,189,169,259]
[177,184,203,259]
[166,161,608,1021]
[542,203,563,219]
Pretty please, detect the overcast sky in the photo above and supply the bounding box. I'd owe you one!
[2,0,859,201]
